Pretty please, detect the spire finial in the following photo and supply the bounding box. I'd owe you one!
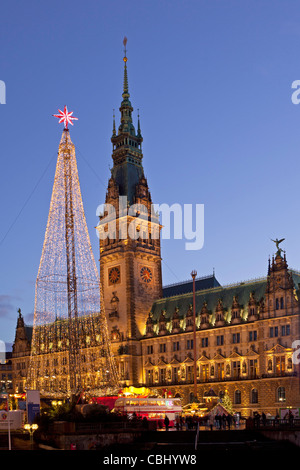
[122,37,129,97]
[123,36,128,61]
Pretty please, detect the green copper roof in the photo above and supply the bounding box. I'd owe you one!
[151,278,266,321]
[150,269,300,324]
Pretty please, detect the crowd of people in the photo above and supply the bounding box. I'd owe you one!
[207,412,239,430]
[160,412,241,430]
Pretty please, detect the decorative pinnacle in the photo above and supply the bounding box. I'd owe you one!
[137,108,141,136]
[191,270,197,279]
[112,109,116,136]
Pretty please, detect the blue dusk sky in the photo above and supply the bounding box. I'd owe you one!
[1,0,300,346]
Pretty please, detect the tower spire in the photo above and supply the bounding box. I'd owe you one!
[109,39,144,204]
[118,37,134,133]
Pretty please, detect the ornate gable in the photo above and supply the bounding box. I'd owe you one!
[144,358,154,367]
[182,355,194,364]
[170,356,180,364]
[212,352,226,361]
[228,350,242,359]
[157,356,167,366]
[244,346,259,357]
[198,353,210,362]
[267,343,288,354]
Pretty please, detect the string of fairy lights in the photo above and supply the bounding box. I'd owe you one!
[27,123,119,398]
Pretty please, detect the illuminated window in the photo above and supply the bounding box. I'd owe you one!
[249,359,258,378]
[275,356,285,376]
[277,387,286,402]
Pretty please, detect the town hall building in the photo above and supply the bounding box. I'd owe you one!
[10,46,300,417]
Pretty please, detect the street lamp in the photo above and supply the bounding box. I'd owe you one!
[24,423,38,449]
[191,270,197,402]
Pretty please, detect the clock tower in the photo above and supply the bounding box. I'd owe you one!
[97,40,163,385]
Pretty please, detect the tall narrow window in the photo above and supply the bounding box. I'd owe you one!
[233,333,240,344]
[232,361,240,379]
[234,390,241,404]
[249,359,258,378]
[251,388,258,404]
[202,364,209,382]
[275,356,285,376]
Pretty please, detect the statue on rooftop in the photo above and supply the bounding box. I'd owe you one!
[271,238,285,256]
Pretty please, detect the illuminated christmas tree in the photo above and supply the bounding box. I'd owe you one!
[221,392,234,414]
[27,107,119,399]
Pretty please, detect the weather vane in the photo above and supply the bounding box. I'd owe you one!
[53,105,78,129]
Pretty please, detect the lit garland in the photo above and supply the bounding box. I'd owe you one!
[27,129,119,398]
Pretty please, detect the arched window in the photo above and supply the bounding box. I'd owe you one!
[251,388,258,404]
[234,390,241,404]
[277,387,286,402]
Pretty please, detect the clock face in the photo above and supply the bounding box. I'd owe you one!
[140,266,153,283]
[108,266,121,285]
